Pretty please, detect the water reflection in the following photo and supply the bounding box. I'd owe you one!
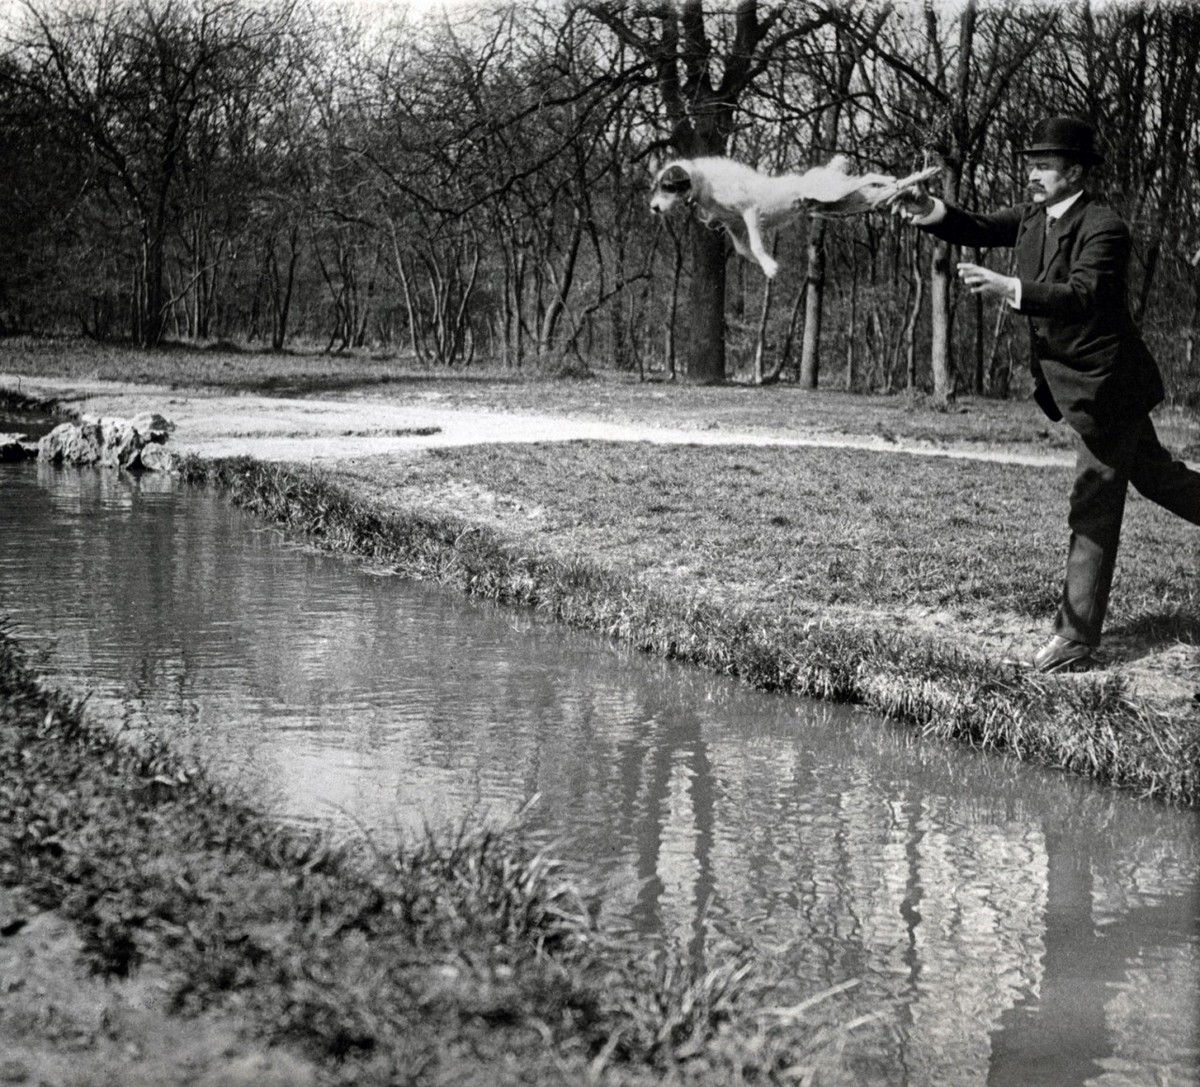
[1,461,1197,1086]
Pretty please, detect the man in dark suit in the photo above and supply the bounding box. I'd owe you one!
[893,116,1200,672]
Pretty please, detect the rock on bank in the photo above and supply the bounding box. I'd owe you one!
[36,412,177,470]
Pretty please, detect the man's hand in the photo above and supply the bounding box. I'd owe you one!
[887,184,936,221]
[957,261,1018,304]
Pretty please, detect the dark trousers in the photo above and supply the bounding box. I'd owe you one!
[1055,415,1200,646]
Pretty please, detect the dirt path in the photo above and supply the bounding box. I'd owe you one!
[3,374,1075,467]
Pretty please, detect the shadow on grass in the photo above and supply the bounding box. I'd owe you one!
[0,387,56,413]
[1107,611,1200,659]
[179,367,556,398]
[244,372,525,397]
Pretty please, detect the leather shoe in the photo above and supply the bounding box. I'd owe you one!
[1031,635,1094,674]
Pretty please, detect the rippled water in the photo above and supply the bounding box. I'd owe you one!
[1,460,1197,1086]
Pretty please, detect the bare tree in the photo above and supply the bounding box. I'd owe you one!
[2,0,1197,405]
[0,52,92,334]
[587,0,834,383]
[862,0,1056,406]
[16,0,295,346]
[796,5,888,389]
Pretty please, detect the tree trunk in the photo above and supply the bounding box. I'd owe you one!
[972,292,984,394]
[540,203,584,353]
[665,224,686,379]
[273,226,300,352]
[142,229,168,347]
[685,226,726,383]
[1186,261,1200,381]
[987,289,1012,398]
[905,238,924,395]
[845,263,857,392]
[929,235,953,406]
[773,274,807,385]
[798,217,827,389]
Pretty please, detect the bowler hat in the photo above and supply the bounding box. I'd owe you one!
[1019,116,1105,165]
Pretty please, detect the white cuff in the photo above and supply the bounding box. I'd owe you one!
[1008,277,1022,310]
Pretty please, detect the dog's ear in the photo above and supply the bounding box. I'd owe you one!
[657,163,692,195]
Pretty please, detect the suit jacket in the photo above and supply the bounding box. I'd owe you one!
[924,194,1163,438]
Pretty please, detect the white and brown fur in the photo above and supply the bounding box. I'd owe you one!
[649,155,935,279]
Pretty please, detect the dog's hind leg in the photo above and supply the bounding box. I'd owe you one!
[740,208,779,279]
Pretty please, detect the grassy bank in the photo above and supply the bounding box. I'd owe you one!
[1,627,870,1086]
[183,453,1200,807]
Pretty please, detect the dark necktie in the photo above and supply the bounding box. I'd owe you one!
[1040,214,1057,273]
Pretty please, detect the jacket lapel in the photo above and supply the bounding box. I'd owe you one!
[1038,193,1089,282]
[1015,206,1046,280]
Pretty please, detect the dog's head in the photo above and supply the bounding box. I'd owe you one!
[649,161,694,215]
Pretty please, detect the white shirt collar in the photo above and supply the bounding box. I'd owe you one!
[1046,190,1084,221]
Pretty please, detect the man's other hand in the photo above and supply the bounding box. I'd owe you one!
[957,261,1018,304]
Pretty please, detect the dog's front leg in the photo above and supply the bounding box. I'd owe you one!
[741,207,779,279]
[724,219,754,261]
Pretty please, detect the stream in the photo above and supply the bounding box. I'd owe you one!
[1,458,1197,1085]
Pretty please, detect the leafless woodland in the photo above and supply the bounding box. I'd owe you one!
[2,0,1199,404]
